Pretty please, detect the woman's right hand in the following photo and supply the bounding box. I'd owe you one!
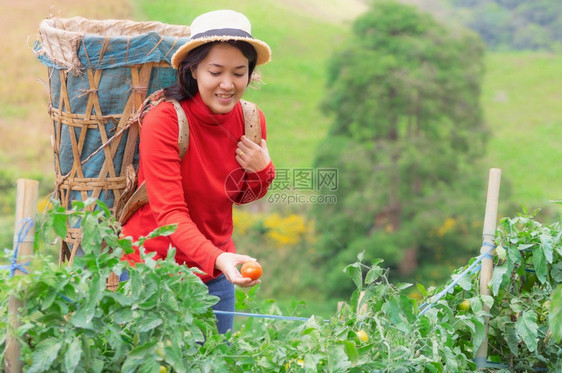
[215,252,261,287]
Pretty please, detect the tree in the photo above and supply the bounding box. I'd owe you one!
[311,0,488,296]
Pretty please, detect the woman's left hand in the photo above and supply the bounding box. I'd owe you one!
[235,136,271,172]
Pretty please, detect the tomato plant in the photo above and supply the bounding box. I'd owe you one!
[240,261,262,281]
[0,201,560,372]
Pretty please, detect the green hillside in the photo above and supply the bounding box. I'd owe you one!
[1,0,559,211]
[1,0,561,262]
[481,52,562,212]
[133,0,362,168]
[134,0,562,213]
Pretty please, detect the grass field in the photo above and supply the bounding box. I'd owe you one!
[481,52,562,212]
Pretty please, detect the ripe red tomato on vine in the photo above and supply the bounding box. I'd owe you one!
[241,261,262,280]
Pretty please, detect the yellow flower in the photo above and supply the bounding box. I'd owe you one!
[264,213,309,247]
[436,217,456,237]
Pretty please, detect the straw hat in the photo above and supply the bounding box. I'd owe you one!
[171,10,272,68]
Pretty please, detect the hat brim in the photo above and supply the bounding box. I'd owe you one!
[171,36,271,69]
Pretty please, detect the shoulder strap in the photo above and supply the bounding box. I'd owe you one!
[170,99,189,158]
[240,99,262,145]
[118,99,262,224]
[118,98,187,224]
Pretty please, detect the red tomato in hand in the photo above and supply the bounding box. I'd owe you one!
[240,261,262,280]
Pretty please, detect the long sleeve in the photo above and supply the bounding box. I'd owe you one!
[121,95,274,282]
[139,102,222,278]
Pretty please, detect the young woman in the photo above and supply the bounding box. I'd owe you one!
[121,10,275,333]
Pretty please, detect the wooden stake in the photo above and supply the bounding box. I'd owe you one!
[475,168,501,369]
[336,290,367,316]
[4,179,39,373]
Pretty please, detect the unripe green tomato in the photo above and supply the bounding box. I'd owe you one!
[458,299,471,312]
[356,329,369,343]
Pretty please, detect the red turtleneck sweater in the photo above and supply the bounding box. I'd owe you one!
[121,93,275,282]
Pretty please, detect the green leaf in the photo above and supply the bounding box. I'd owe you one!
[147,224,177,239]
[481,295,494,310]
[27,338,62,373]
[532,244,547,284]
[328,343,352,371]
[53,212,68,238]
[550,285,562,342]
[91,359,104,373]
[96,199,112,218]
[107,324,125,358]
[165,343,188,373]
[119,237,134,254]
[382,297,403,326]
[442,346,458,371]
[137,313,163,332]
[471,316,486,354]
[81,213,101,251]
[342,340,359,364]
[357,250,364,262]
[515,310,538,352]
[83,196,97,207]
[496,245,507,261]
[416,283,428,297]
[70,273,103,330]
[121,341,157,373]
[113,308,133,324]
[490,265,508,296]
[540,234,554,263]
[506,324,519,356]
[365,265,382,284]
[71,305,95,330]
[137,358,159,373]
[507,247,522,271]
[343,262,363,290]
[454,273,472,291]
[64,337,82,373]
[396,282,412,291]
[551,262,562,283]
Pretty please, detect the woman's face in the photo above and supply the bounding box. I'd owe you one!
[191,43,249,114]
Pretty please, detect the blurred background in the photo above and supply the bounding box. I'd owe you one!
[1,0,561,317]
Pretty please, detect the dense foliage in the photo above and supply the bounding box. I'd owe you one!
[443,0,562,51]
[312,0,489,295]
[1,200,560,372]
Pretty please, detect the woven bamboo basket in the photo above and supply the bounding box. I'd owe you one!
[35,17,190,290]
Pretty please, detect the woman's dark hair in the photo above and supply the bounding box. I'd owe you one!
[164,40,258,101]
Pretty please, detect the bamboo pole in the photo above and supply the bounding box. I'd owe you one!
[475,168,501,369]
[337,291,367,316]
[4,179,39,373]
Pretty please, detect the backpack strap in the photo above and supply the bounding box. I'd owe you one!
[240,99,262,145]
[118,99,261,224]
[118,97,188,224]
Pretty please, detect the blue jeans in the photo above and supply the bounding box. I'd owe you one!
[206,274,235,334]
